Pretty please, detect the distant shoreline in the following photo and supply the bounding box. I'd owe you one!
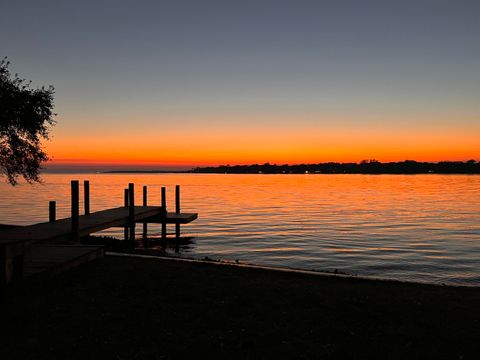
[103,170,191,174]
[102,171,480,175]
[103,160,480,175]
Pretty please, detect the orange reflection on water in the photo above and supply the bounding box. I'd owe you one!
[0,173,479,285]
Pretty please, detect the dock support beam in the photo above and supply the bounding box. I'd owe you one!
[49,201,56,223]
[142,185,148,239]
[161,187,167,239]
[84,180,90,215]
[175,185,180,238]
[71,180,80,241]
[128,183,135,243]
[123,188,129,241]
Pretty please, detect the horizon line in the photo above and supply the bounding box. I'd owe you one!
[42,159,480,173]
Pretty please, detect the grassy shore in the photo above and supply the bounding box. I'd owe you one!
[1,255,479,359]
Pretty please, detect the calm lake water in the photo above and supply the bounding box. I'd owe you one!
[1,173,479,286]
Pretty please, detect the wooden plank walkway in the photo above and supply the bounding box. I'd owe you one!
[0,206,197,244]
[1,204,198,286]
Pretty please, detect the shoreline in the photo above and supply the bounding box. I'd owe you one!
[2,255,479,359]
[107,250,478,289]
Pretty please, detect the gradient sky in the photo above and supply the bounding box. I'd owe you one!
[1,0,479,169]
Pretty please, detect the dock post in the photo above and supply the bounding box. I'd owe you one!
[143,186,147,206]
[128,183,135,243]
[161,186,167,239]
[175,185,180,238]
[49,201,56,223]
[71,180,80,241]
[143,185,148,239]
[123,188,129,240]
[84,180,90,215]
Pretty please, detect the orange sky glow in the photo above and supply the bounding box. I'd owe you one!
[44,118,480,169]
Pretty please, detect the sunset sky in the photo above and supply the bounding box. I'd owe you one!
[1,0,479,170]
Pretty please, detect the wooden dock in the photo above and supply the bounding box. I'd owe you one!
[0,181,198,286]
[0,206,197,244]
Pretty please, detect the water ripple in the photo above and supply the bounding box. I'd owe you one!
[1,173,479,285]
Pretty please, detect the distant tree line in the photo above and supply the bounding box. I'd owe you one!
[192,160,480,174]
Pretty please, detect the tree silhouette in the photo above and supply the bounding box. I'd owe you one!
[193,160,480,174]
[0,58,55,185]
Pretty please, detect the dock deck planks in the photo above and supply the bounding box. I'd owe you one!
[1,182,198,286]
[0,206,198,244]
[1,205,198,285]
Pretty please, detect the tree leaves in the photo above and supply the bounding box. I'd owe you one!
[0,57,56,185]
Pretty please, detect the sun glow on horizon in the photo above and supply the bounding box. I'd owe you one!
[45,117,480,169]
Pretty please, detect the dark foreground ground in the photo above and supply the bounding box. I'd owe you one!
[1,256,479,359]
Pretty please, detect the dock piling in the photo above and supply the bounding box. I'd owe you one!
[143,186,148,239]
[128,183,135,242]
[175,185,180,238]
[71,180,80,240]
[49,201,56,223]
[123,188,129,240]
[161,187,167,239]
[84,180,90,215]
